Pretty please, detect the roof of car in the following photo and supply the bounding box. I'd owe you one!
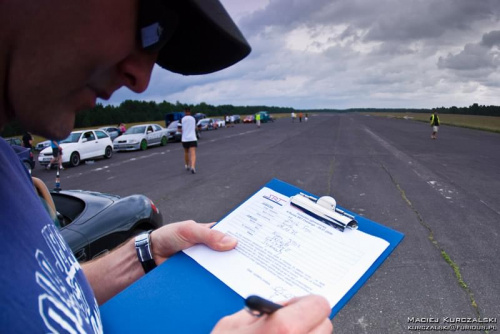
[131,124,156,128]
[71,129,100,134]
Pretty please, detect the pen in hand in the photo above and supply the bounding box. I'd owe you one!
[245,295,283,317]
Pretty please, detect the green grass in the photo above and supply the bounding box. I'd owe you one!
[363,112,500,133]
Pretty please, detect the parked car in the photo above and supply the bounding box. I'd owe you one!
[197,118,217,131]
[231,115,241,124]
[99,127,122,141]
[213,118,226,128]
[11,144,35,172]
[255,111,274,123]
[165,111,185,127]
[35,140,51,151]
[113,124,169,151]
[32,177,164,261]
[194,113,206,123]
[6,137,23,146]
[38,129,113,167]
[243,115,255,123]
[166,120,182,142]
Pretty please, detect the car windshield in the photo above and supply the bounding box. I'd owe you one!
[61,132,82,143]
[125,126,146,134]
[200,120,209,124]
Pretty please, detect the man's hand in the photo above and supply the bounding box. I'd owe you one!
[212,295,333,334]
[83,220,237,304]
[150,220,237,265]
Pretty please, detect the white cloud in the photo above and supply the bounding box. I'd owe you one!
[104,0,500,109]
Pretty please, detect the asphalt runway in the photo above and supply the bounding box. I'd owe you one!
[32,114,500,333]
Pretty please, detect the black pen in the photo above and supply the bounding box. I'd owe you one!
[245,295,283,317]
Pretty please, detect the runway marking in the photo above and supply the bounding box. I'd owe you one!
[363,126,458,202]
[66,173,83,179]
[91,165,109,172]
[356,316,369,333]
[368,127,483,317]
[480,199,500,217]
[380,162,481,316]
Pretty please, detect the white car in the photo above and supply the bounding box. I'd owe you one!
[197,118,217,131]
[213,118,226,128]
[38,129,113,167]
[113,124,169,151]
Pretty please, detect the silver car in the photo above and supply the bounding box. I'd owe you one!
[35,140,51,151]
[166,121,182,142]
[113,124,169,151]
[99,127,122,141]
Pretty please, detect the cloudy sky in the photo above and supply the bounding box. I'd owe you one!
[105,0,500,110]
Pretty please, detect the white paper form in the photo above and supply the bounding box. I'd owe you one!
[184,187,390,308]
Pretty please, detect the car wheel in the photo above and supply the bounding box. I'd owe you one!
[160,136,168,146]
[70,152,80,167]
[104,146,113,159]
[140,139,147,151]
[23,161,32,173]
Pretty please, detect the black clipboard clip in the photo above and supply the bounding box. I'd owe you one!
[290,193,358,232]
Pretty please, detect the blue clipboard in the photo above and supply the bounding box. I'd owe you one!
[100,179,404,333]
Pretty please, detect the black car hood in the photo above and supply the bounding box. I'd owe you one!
[53,190,118,225]
[53,189,163,261]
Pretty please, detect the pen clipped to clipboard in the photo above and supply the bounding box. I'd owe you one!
[290,193,358,232]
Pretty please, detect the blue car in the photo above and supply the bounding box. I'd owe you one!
[11,144,35,173]
[5,137,23,146]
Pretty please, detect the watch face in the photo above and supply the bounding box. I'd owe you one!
[134,231,157,273]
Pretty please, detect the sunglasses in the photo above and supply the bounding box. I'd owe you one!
[138,0,179,52]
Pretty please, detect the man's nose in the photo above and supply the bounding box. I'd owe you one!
[117,51,158,93]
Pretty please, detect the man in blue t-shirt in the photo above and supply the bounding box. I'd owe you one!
[0,1,332,333]
[47,139,64,170]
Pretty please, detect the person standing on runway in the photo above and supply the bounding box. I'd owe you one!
[179,108,198,174]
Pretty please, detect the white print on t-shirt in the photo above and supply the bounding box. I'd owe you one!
[35,224,102,333]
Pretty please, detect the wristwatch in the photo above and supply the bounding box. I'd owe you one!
[135,230,157,274]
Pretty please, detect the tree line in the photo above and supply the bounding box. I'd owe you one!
[340,103,500,116]
[2,100,499,137]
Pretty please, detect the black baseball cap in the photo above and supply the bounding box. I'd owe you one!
[138,0,251,75]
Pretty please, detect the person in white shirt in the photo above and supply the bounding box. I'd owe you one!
[179,108,198,174]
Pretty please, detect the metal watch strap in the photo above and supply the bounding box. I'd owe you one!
[135,230,157,274]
